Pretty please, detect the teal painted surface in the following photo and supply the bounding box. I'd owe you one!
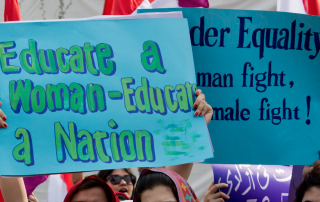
[0,18,212,175]
[139,8,320,165]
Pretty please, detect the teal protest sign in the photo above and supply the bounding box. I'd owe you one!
[0,18,213,175]
[139,8,320,165]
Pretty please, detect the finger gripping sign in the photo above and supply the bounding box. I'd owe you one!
[0,19,213,175]
[138,8,320,165]
[212,164,292,202]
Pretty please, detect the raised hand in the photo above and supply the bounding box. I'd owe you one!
[193,89,213,125]
[0,101,8,129]
[204,181,230,202]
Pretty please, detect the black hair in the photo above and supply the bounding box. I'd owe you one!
[116,192,129,201]
[70,177,113,202]
[135,172,179,202]
[296,167,320,202]
[98,169,114,181]
[97,169,136,186]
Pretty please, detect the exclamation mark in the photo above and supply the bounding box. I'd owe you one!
[306,96,311,125]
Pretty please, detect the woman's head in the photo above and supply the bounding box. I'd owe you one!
[296,167,320,202]
[135,172,179,202]
[98,169,136,199]
[64,175,118,202]
[134,168,198,202]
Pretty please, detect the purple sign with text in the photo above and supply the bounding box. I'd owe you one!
[288,165,304,202]
[212,164,292,202]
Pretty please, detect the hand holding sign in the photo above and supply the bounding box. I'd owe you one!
[0,102,8,129]
[311,158,320,171]
[204,181,230,202]
[193,89,213,125]
[301,157,320,180]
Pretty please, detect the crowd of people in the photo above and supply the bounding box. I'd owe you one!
[0,90,319,202]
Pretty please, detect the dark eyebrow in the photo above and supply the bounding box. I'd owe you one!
[304,200,312,202]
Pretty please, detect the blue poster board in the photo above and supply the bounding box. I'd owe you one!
[0,18,213,175]
[139,8,320,165]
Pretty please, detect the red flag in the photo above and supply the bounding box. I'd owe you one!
[4,0,21,21]
[0,190,4,202]
[60,174,73,191]
[103,0,155,15]
[48,174,74,202]
[303,0,320,16]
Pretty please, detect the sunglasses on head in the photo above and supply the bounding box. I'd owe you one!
[107,175,135,185]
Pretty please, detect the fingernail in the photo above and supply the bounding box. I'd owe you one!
[310,166,314,171]
[195,112,198,116]
[193,104,197,108]
[200,113,202,116]
[2,117,6,121]
[0,126,2,128]
[3,123,7,128]
[196,91,199,95]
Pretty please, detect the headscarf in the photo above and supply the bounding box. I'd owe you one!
[134,168,199,202]
[64,175,119,202]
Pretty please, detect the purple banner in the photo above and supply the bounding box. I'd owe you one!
[288,165,305,202]
[212,164,292,202]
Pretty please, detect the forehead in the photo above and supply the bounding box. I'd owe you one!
[303,186,320,202]
[110,169,129,176]
[141,186,177,202]
[71,187,108,202]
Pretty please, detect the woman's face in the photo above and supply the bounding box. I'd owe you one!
[106,169,133,198]
[141,186,177,202]
[71,187,108,202]
[302,186,320,202]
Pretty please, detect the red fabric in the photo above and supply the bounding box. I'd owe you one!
[0,190,4,202]
[4,0,21,21]
[60,174,73,191]
[303,0,320,16]
[63,175,119,202]
[103,0,155,15]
